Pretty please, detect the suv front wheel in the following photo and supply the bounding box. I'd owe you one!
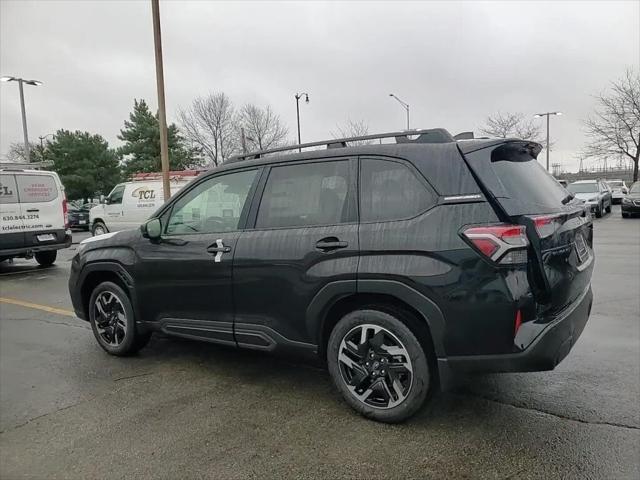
[89,281,151,356]
[327,309,432,423]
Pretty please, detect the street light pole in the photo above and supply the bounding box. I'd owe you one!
[1,76,43,163]
[534,111,562,172]
[295,92,309,153]
[389,93,410,130]
[151,0,171,202]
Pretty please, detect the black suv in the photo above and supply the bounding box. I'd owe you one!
[69,129,594,422]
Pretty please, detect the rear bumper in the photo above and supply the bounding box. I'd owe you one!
[441,285,593,375]
[0,229,72,257]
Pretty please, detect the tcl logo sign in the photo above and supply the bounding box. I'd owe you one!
[0,184,14,196]
[131,187,156,201]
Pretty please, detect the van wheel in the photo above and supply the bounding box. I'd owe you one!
[35,251,57,266]
[89,281,151,356]
[327,309,432,423]
[92,221,108,236]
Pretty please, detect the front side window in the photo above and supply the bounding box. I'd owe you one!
[256,160,352,229]
[166,169,257,235]
[15,174,58,203]
[108,185,125,205]
[360,158,435,222]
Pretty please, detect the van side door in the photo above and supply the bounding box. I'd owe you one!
[232,158,359,353]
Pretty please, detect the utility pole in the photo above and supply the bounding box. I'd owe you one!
[241,128,248,154]
[151,0,171,201]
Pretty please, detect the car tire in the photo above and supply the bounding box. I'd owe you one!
[89,281,151,356]
[327,308,432,423]
[92,221,108,236]
[35,251,57,266]
[595,204,602,218]
[606,203,612,213]
[622,212,629,218]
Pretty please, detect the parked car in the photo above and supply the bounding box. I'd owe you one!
[89,171,200,236]
[621,182,640,218]
[69,129,594,423]
[68,203,94,231]
[567,179,612,218]
[606,179,629,204]
[1,168,71,265]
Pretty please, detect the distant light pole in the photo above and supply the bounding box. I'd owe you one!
[389,93,410,130]
[534,111,562,172]
[1,76,43,162]
[295,92,309,152]
[39,133,54,162]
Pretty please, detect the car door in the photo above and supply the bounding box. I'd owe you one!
[103,184,126,231]
[134,168,260,344]
[232,158,359,352]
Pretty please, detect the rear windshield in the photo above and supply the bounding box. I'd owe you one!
[630,183,640,194]
[491,155,567,214]
[15,174,59,203]
[607,181,623,187]
[568,183,598,194]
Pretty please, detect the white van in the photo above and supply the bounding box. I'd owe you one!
[0,169,71,265]
[89,172,199,235]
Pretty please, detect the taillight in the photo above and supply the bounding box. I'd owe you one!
[62,194,69,228]
[462,224,528,265]
[531,214,563,238]
[514,309,522,336]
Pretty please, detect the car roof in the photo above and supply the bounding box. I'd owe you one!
[571,180,598,184]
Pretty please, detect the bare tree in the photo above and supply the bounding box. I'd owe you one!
[480,112,543,143]
[6,142,43,163]
[237,104,289,152]
[331,119,374,145]
[584,69,640,181]
[178,92,237,166]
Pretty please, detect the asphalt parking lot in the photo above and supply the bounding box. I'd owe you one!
[1,209,639,479]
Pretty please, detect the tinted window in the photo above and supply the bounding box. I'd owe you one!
[256,160,351,229]
[491,158,567,212]
[15,174,59,203]
[108,185,125,205]
[0,174,19,204]
[166,169,257,235]
[360,158,435,222]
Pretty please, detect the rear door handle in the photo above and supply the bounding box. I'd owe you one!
[207,239,231,262]
[315,238,348,251]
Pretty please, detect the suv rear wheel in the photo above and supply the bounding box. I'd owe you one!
[35,251,57,266]
[89,281,151,356]
[327,309,431,423]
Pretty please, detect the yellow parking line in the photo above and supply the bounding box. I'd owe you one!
[0,297,75,317]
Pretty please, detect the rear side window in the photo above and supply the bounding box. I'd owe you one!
[15,174,58,203]
[0,174,19,204]
[360,158,435,222]
[256,160,352,229]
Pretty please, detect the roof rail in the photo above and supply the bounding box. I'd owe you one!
[229,128,454,162]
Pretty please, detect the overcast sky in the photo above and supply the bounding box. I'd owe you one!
[1,0,638,171]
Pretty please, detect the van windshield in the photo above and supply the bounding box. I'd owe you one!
[568,183,598,194]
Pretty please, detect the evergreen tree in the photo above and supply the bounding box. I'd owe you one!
[118,99,196,175]
[47,130,122,201]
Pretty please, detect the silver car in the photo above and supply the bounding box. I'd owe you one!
[605,179,629,204]
[567,180,613,218]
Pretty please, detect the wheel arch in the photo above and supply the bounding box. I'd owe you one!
[309,280,447,384]
[79,262,137,324]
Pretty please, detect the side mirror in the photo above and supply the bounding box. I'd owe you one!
[100,195,107,204]
[141,218,162,240]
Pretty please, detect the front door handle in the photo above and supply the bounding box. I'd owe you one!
[207,239,231,262]
[315,237,348,251]
[26,208,39,213]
